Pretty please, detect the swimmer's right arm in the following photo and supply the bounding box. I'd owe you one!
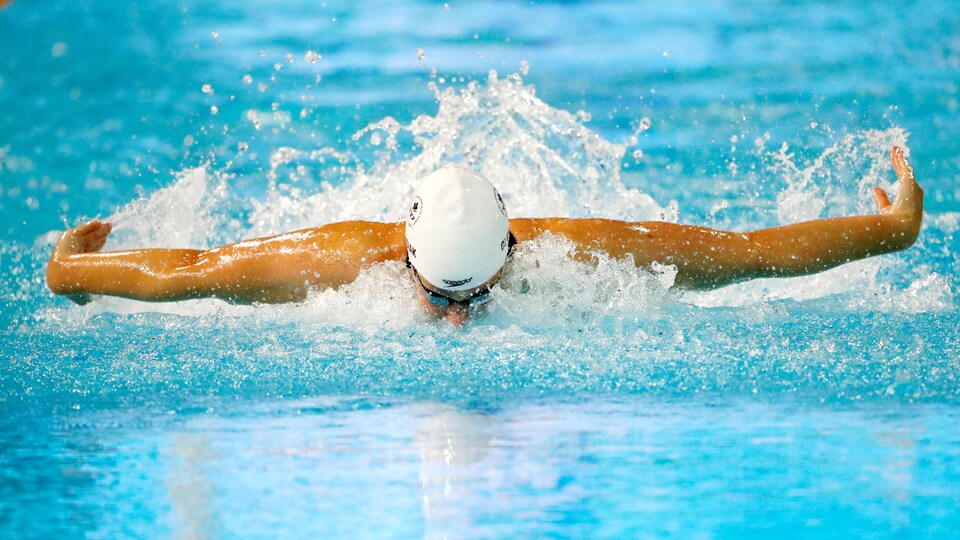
[46,221,406,304]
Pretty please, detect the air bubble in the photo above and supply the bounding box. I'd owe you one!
[305,50,321,64]
[51,42,68,58]
[243,74,253,84]
[201,84,214,95]
[416,48,425,61]
[519,60,530,75]
[210,106,219,115]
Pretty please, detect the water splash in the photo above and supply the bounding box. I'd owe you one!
[29,73,952,329]
[248,70,668,237]
[768,128,908,224]
[108,167,226,250]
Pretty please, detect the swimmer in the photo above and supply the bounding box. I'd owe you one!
[47,147,923,325]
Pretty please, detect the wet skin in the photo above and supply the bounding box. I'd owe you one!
[48,147,922,325]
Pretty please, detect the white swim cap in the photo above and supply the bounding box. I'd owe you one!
[405,166,510,292]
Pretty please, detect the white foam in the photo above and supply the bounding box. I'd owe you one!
[487,233,675,327]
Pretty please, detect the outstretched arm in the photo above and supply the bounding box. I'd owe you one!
[514,147,923,290]
[46,221,405,304]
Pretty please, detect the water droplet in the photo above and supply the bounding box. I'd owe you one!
[183,135,195,146]
[519,60,530,75]
[242,74,253,84]
[201,84,214,95]
[632,149,644,159]
[51,42,67,58]
[416,48,425,61]
[639,117,652,131]
[662,50,670,57]
[211,31,218,38]
[305,50,321,64]
[730,135,738,143]
[274,62,283,71]
[370,132,382,146]
[285,53,294,63]
[245,110,261,130]
[237,142,249,153]
[258,83,268,92]
[210,106,219,115]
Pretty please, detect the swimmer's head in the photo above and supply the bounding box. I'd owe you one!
[405,166,510,297]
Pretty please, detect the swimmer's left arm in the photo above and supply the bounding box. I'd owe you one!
[515,147,923,290]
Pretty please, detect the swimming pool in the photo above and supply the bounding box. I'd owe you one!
[2,0,959,537]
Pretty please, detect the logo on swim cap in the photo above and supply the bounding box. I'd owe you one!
[442,277,473,287]
[408,196,423,226]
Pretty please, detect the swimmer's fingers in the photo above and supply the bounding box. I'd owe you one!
[891,146,914,182]
[873,187,892,214]
[889,146,923,216]
[76,220,113,252]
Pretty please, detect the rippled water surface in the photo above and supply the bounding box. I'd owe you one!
[1,0,959,537]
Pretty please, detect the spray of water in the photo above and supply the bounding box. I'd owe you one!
[30,70,953,331]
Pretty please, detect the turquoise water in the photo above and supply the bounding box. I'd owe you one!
[2,0,959,537]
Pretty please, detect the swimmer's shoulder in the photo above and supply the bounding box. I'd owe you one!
[276,220,406,262]
[509,217,625,243]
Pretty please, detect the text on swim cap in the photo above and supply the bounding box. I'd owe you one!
[442,277,473,287]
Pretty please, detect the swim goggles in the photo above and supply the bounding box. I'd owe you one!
[410,265,493,307]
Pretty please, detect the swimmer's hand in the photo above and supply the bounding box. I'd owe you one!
[872,146,923,245]
[48,220,113,305]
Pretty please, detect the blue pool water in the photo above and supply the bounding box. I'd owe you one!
[2,0,959,537]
